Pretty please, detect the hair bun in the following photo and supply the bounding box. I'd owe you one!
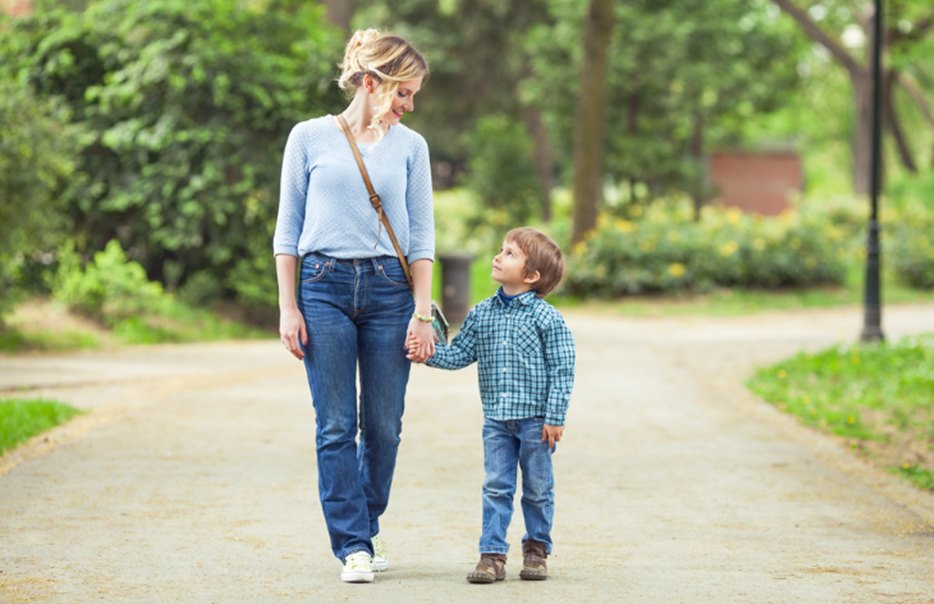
[341,28,382,78]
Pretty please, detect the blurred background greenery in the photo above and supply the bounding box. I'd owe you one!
[1,0,932,348]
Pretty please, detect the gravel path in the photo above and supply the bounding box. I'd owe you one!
[1,304,933,603]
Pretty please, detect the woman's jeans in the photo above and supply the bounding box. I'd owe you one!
[297,253,413,561]
[479,417,555,555]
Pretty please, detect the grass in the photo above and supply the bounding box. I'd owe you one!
[0,398,84,455]
[746,334,934,490]
[109,300,268,345]
[0,297,269,353]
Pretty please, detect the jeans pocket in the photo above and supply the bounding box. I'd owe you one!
[375,260,410,288]
[301,257,331,284]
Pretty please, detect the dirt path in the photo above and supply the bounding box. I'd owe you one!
[1,304,933,603]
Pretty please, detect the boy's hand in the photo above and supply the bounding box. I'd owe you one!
[405,330,432,363]
[541,424,564,449]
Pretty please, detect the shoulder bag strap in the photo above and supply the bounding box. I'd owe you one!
[336,114,414,288]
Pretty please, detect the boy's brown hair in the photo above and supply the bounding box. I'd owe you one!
[505,227,565,298]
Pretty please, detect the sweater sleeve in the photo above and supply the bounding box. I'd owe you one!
[405,134,435,263]
[272,123,309,257]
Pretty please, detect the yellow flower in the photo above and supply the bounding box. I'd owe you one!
[668,263,686,278]
[847,415,856,425]
[777,369,787,379]
[719,241,739,256]
[615,219,635,233]
[630,205,644,217]
[584,228,598,242]
[572,241,588,256]
[753,238,766,251]
[726,208,742,225]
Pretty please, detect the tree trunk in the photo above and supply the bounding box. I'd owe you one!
[571,0,614,245]
[521,107,556,222]
[884,71,918,173]
[320,0,355,32]
[690,108,705,222]
[772,0,873,195]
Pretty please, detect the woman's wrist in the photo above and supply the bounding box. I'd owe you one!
[412,311,433,323]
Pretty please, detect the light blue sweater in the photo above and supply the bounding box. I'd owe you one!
[273,115,435,263]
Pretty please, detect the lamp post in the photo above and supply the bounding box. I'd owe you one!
[861,0,884,342]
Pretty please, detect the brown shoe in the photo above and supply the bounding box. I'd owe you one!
[466,553,506,584]
[519,540,548,581]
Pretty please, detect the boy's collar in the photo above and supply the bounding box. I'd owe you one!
[496,287,538,305]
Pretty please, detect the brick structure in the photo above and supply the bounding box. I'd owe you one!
[709,150,803,216]
[1,0,33,17]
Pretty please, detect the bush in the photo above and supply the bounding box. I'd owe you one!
[890,207,934,289]
[0,76,78,322]
[565,198,847,297]
[461,114,543,228]
[2,1,342,311]
[53,240,166,324]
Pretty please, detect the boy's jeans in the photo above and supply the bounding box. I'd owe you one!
[297,254,414,561]
[479,417,555,555]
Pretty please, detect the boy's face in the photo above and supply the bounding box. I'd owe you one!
[492,238,538,292]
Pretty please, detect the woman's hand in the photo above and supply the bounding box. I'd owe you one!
[279,306,307,360]
[405,316,435,363]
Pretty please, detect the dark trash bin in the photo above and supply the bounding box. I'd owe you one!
[438,252,474,326]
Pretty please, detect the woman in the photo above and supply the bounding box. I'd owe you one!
[273,29,435,583]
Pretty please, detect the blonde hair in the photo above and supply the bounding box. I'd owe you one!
[338,29,429,135]
[505,227,565,298]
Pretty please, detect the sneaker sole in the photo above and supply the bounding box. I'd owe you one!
[372,559,389,572]
[340,571,375,583]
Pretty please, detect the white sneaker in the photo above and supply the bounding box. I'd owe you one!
[372,534,389,572]
[340,551,375,583]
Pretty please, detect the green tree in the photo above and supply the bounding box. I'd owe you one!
[0,75,78,324]
[772,0,934,193]
[355,0,556,206]
[527,0,802,215]
[2,0,343,310]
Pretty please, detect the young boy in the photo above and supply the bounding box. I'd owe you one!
[408,227,575,583]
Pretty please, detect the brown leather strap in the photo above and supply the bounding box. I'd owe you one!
[336,114,414,288]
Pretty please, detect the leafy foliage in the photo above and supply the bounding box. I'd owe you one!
[565,199,847,296]
[53,239,165,323]
[0,75,79,321]
[461,115,543,227]
[524,0,803,196]
[890,207,934,289]
[2,0,343,310]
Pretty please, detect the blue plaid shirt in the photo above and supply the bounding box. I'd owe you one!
[426,289,575,425]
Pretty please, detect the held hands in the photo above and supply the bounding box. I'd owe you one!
[542,424,564,449]
[279,306,307,361]
[405,316,435,363]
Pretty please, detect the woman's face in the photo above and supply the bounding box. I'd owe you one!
[375,76,423,126]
